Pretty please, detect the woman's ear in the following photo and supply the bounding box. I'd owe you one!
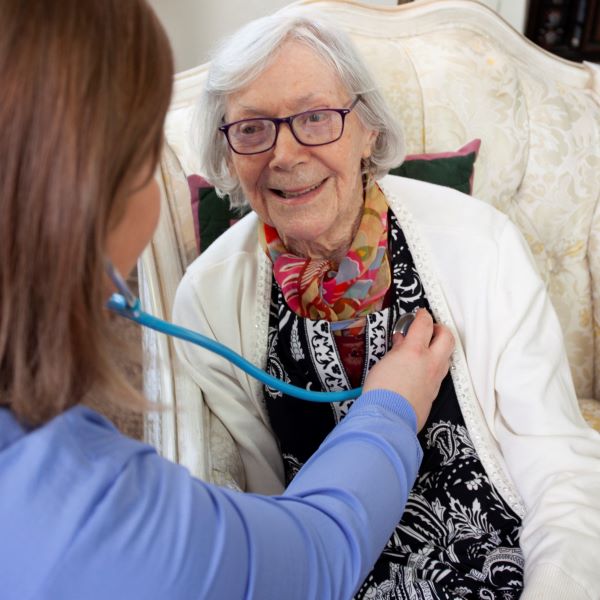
[225,153,236,177]
[362,129,378,160]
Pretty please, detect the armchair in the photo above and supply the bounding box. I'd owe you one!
[140,0,600,482]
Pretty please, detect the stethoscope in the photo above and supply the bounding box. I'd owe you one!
[106,261,416,403]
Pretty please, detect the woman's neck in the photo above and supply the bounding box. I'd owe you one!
[282,207,363,263]
[282,175,368,263]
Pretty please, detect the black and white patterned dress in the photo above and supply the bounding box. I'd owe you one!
[264,211,524,599]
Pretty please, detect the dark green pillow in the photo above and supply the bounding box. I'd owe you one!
[197,186,249,253]
[187,175,248,253]
[390,139,480,195]
[188,139,480,253]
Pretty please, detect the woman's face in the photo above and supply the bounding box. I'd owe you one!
[105,165,161,279]
[225,41,376,259]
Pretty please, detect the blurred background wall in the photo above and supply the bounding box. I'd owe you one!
[146,0,528,72]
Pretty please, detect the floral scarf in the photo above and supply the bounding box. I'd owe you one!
[259,182,391,334]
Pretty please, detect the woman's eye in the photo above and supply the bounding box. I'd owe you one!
[307,111,330,123]
[240,123,262,135]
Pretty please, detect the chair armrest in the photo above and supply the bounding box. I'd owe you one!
[579,397,600,432]
[208,410,246,491]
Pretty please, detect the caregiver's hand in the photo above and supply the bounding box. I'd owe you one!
[363,309,454,431]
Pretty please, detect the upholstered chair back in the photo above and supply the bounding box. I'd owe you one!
[140,0,600,476]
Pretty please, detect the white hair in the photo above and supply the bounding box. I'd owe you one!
[195,10,405,207]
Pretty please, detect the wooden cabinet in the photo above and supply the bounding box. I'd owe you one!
[526,0,600,61]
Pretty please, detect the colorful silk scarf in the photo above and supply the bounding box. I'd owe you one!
[259,181,391,334]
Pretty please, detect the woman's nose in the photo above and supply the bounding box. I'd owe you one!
[268,123,307,171]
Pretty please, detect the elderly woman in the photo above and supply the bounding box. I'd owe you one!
[173,12,600,600]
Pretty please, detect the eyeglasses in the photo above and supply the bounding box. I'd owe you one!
[219,96,361,155]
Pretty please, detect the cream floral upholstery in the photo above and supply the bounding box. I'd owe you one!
[140,0,600,474]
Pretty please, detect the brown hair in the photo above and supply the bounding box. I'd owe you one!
[0,0,174,427]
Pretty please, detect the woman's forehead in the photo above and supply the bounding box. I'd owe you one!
[226,41,349,117]
[229,91,340,117]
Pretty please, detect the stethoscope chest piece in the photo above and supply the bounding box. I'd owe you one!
[392,311,417,337]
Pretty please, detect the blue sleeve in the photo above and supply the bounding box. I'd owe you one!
[44,391,422,600]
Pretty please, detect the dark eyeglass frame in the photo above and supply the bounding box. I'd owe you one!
[219,96,361,155]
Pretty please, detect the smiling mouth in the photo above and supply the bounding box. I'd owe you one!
[270,178,327,199]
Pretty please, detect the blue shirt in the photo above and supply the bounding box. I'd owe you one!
[0,390,421,600]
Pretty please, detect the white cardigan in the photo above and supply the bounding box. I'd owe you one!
[173,175,600,599]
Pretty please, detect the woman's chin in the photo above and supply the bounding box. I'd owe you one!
[266,204,339,251]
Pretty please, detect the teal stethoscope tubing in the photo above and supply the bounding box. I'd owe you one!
[107,292,362,403]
